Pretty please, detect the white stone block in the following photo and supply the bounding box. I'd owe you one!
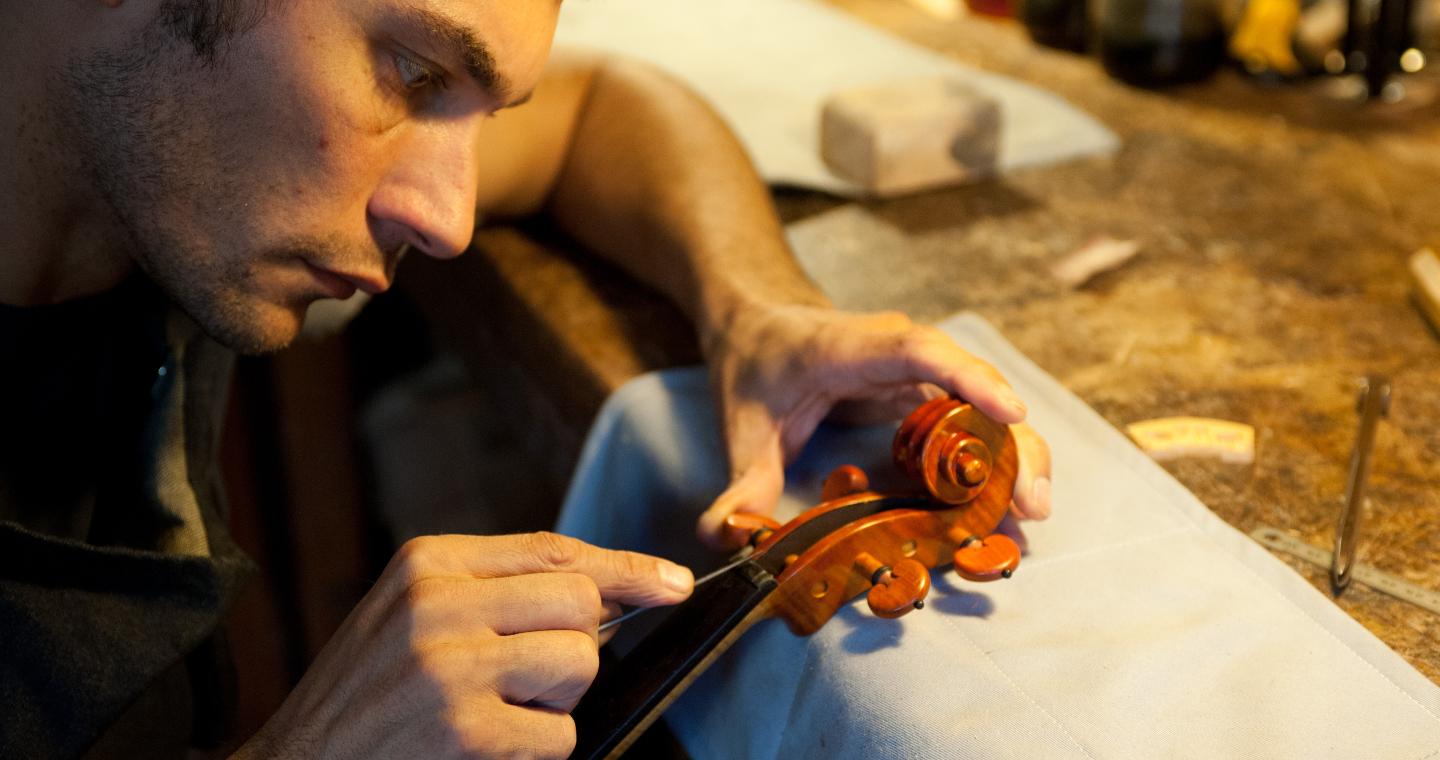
[820,77,1001,196]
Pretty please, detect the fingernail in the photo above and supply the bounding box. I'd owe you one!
[1001,388,1028,419]
[660,562,694,594]
[1030,477,1051,520]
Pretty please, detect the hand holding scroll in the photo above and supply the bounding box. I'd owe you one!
[698,304,1053,549]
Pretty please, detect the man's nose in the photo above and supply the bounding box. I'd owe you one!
[367,120,481,260]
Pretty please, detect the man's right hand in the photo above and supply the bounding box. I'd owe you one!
[234,532,694,759]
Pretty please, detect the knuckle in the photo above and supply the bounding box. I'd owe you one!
[872,310,913,331]
[524,630,599,688]
[542,633,600,708]
[560,574,604,622]
[525,531,583,570]
[390,536,435,584]
[561,631,601,685]
[489,727,572,760]
[448,717,502,759]
[610,550,654,585]
[399,575,448,612]
[898,324,943,355]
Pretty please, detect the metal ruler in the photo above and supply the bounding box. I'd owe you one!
[1251,526,1440,616]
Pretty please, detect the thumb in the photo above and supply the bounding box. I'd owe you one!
[697,423,786,550]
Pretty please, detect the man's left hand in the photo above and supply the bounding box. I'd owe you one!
[698,304,1053,549]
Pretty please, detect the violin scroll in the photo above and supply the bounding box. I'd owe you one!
[893,398,1005,505]
[732,397,1018,635]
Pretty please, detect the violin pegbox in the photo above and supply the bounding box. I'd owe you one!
[757,397,1020,635]
[895,397,1022,584]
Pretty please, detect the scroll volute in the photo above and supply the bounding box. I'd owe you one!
[761,398,1019,635]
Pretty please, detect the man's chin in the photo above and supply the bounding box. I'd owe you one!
[196,301,305,355]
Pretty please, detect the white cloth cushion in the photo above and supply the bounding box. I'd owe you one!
[556,312,1440,759]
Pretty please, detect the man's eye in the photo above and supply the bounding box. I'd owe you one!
[393,53,443,93]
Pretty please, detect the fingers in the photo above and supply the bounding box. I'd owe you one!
[697,459,785,550]
[698,406,786,549]
[486,629,601,712]
[407,573,607,641]
[386,533,693,608]
[828,383,944,426]
[1009,423,1053,520]
[879,326,1028,425]
[994,512,1030,555]
[453,701,577,760]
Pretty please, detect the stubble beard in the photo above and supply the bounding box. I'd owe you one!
[60,22,304,355]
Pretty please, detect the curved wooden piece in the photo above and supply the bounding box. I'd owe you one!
[822,464,871,501]
[893,398,1009,504]
[763,419,1017,635]
[865,557,932,618]
[953,534,1021,582]
[724,513,783,546]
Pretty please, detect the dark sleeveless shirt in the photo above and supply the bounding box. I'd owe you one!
[0,278,254,758]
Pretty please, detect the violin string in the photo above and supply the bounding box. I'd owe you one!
[598,549,755,633]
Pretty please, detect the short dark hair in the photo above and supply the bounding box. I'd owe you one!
[159,0,273,60]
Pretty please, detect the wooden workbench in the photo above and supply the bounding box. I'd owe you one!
[401,3,1440,682]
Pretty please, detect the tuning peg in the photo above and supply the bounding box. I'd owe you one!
[821,464,870,501]
[952,534,1021,582]
[724,513,783,547]
[855,552,931,618]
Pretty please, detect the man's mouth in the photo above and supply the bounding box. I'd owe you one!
[303,260,389,298]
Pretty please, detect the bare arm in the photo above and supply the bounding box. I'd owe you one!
[472,51,1051,545]
[473,50,825,350]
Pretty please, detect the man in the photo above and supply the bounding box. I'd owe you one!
[0,0,1052,757]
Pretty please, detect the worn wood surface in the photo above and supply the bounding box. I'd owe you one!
[794,1,1440,680]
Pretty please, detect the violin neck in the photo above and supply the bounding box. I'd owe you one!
[571,560,778,760]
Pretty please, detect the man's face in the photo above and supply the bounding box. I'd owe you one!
[65,0,558,353]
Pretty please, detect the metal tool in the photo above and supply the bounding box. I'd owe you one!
[1254,527,1440,616]
[599,550,756,633]
[1331,375,1391,596]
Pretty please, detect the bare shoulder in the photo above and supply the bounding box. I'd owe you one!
[472,48,608,217]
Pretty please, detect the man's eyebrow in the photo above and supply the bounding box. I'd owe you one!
[401,5,525,105]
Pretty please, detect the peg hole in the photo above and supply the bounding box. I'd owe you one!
[901,540,918,557]
[811,580,829,598]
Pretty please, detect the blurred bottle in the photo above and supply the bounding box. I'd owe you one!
[1343,0,1420,96]
[1228,0,1306,77]
[1097,0,1229,85]
[1021,0,1091,50]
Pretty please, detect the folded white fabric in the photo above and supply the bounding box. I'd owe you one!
[553,0,1119,196]
[556,313,1440,759]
